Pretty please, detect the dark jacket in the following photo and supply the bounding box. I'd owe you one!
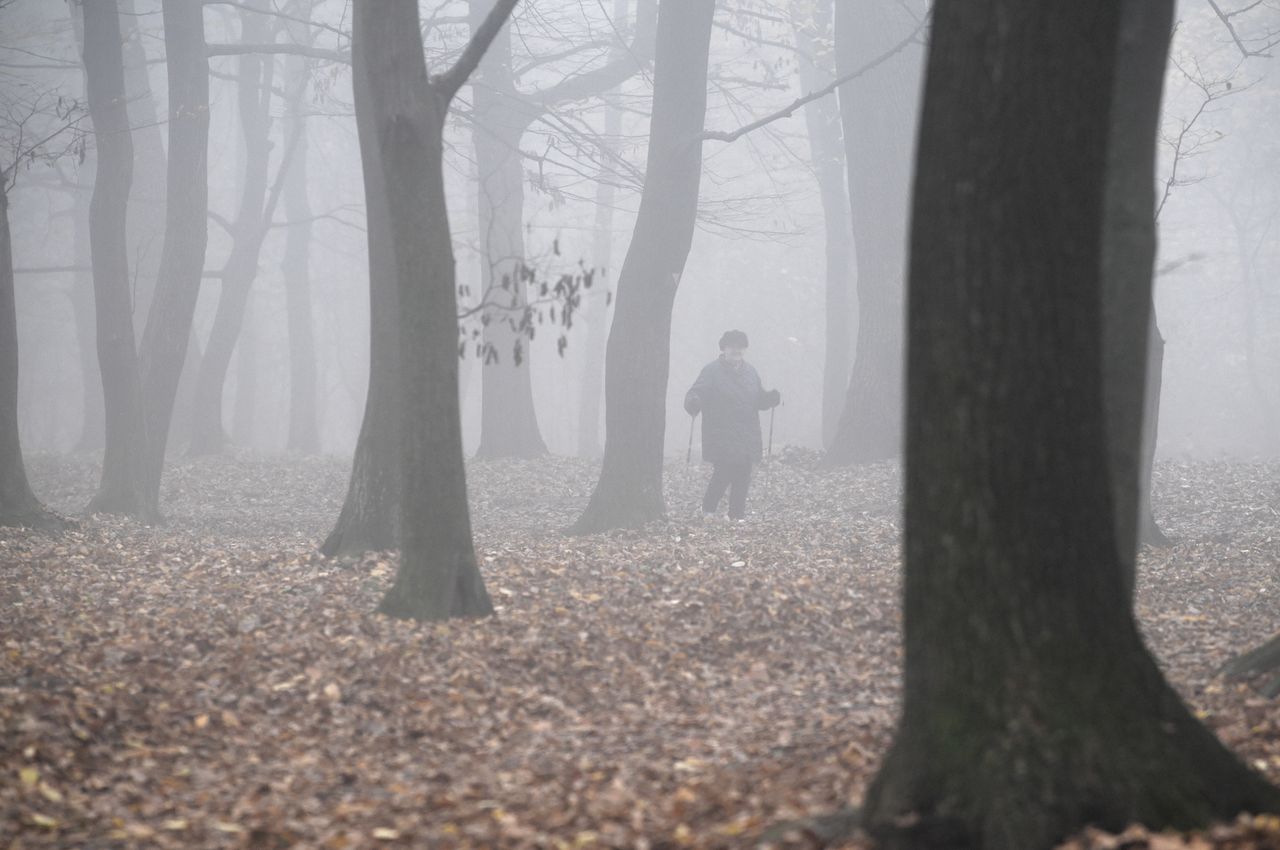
[684,357,773,465]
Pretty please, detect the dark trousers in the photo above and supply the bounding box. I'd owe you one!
[702,460,752,519]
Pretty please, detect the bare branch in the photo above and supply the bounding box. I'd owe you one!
[206,43,350,64]
[1206,0,1279,58]
[702,24,923,144]
[435,0,522,102]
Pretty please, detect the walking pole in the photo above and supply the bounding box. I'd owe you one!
[765,405,776,498]
[686,412,697,466]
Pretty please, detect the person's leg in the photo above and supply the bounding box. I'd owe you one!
[727,461,753,519]
[702,463,731,514]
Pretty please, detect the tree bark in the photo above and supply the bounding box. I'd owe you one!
[570,0,716,534]
[138,0,210,510]
[188,1,277,456]
[0,181,63,530]
[353,0,509,621]
[792,0,855,451]
[862,4,1280,848]
[823,0,921,466]
[81,0,154,520]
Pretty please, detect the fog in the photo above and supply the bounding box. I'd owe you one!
[2,0,1267,468]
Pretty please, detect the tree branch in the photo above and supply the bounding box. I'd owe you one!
[434,0,522,102]
[532,0,657,107]
[1206,0,1279,57]
[702,25,922,144]
[206,42,350,64]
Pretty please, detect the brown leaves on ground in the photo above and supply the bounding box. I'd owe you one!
[1,453,1280,848]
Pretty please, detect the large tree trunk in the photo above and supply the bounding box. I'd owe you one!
[570,0,716,534]
[353,0,504,621]
[282,15,319,455]
[188,2,276,456]
[0,182,63,530]
[862,4,1280,849]
[81,0,155,520]
[470,2,547,460]
[138,0,210,510]
[823,0,921,466]
[792,0,855,451]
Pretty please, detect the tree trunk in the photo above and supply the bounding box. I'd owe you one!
[70,158,105,454]
[576,0,629,460]
[792,0,855,451]
[138,0,210,510]
[470,2,547,460]
[353,0,502,621]
[0,182,62,530]
[188,2,276,456]
[823,0,921,466]
[231,292,258,447]
[120,0,167,334]
[1139,310,1170,548]
[321,1,404,558]
[81,0,154,520]
[570,0,716,534]
[862,4,1280,849]
[282,17,319,455]
[1099,0,1174,598]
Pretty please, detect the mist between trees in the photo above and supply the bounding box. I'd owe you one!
[4,0,1280,846]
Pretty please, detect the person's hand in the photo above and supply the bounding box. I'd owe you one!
[684,396,701,416]
[765,389,781,408]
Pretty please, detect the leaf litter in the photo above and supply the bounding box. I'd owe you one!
[2,453,1280,848]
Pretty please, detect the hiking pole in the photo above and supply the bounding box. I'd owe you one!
[765,405,777,500]
[686,412,697,465]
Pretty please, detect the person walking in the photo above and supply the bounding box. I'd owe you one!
[683,330,781,521]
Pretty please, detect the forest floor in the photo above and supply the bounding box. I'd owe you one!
[3,451,1280,849]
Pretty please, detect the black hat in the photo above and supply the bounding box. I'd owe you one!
[719,329,749,350]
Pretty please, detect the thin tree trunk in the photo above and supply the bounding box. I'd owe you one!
[471,3,546,460]
[231,292,257,447]
[81,0,154,520]
[188,2,276,456]
[862,4,1279,848]
[577,0,629,460]
[138,0,210,510]
[70,160,105,454]
[823,0,921,466]
[282,12,319,455]
[353,0,509,621]
[792,0,855,451]
[571,0,716,534]
[0,181,63,530]
[121,0,167,333]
